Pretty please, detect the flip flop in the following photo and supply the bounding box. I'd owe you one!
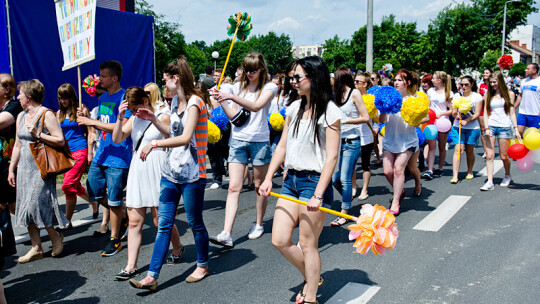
[330,217,350,227]
[358,194,369,201]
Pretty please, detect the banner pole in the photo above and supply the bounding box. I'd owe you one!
[77,65,82,108]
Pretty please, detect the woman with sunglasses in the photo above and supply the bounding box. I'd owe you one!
[449,76,483,183]
[329,68,370,227]
[129,56,211,290]
[381,69,421,215]
[481,71,520,191]
[424,71,453,180]
[144,83,166,111]
[260,56,341,304]
[111,86,182,281]
[210,52,277,247]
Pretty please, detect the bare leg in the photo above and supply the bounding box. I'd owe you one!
[452,144,465,180]
[253,164,269,226]
[125,207,146,271]
[465,145,475,176]
[223,162,247,234]
[438,132,449,169]
[498,138,511,175]
[109,206,123,239]
[27,224,43,253]
[351,170,358,196]
[359,170,371,198]
[484,134,496,183]
[479,117,488,156]
[427,139,436,172]
[272,201,304,272]
[64,198,76,223]
[408,150,422,194]
[96,197,109,233]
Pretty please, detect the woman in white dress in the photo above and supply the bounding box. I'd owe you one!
[111,87,182,280]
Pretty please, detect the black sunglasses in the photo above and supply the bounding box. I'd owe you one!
[243,69,259,74]
[290,74,309,82]
[459,83,471,87]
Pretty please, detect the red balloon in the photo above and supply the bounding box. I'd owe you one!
[507,143,529,160]
[428,109,436,125]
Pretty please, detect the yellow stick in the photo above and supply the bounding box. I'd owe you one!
[270,192,358,221]
[457,118,462,161]
[216,26,239,90]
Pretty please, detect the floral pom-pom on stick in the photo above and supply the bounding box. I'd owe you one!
[82,74,100,97]
[452,96,473,159]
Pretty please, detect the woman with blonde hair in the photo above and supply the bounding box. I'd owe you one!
[144,83,165,110]
[8,79,69,263]
[481,71,520,190]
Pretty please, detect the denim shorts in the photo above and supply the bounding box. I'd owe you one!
[228,138,271,166]
[517,114,540,128]
[86,163,128,207]
[450,127,481,145]
[281,169,333,209]
[488,126,513,139]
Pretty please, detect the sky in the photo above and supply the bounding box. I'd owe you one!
[146,0,540,46]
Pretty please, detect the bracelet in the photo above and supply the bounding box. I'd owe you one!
[312,195,324,203]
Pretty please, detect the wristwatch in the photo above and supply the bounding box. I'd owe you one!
[151,139,158,148]
[312,195,324,204]
[36,132,41,139]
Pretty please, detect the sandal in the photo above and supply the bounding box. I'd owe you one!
[450,179,458,184]
[296,276,325,303]
[167,246,185,264]
[465,174,474,180]
[330,217,349,227]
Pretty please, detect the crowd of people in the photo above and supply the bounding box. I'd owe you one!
[0,53,538,303]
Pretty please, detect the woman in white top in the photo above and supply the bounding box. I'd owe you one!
[112,87,182,280]
[330,68,370,226]
[259,56,341,304]
[424,71,453,179]
[381,69,420,215]
[450,76,483,183]
[481,71,521,191]
[211,52,277,247]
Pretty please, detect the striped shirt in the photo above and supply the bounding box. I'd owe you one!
[162,95,208,184]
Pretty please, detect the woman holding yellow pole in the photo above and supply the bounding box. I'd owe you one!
[259,56,342,304]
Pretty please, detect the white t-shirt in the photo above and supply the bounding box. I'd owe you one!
[285,100,343,173]
[488,97,513,128]
[382,111,418,153]
[339,89,361,139]
[518,76,540,116]
[452,92,482,130]
[359,121,374,146]
[427,87,450,116]
[231,82,278,142]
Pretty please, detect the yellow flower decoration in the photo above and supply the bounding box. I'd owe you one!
[362,94,378,121]
[452,96,472,114]
[208,121,222,144]
[269,112,285,132]
[400,95,429,127]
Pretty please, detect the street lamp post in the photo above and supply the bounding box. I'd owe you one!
[501,0,521,57]
[367,0,373,72]
[212,51,219,71]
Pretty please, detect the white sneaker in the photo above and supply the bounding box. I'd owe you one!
[500,175,512,187]
[209,231,233,247]
[209,182,221,190]
[247,224,264,239]
[480,181,494,191]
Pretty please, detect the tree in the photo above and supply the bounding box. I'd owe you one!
[479,50,500,70]
[509,61,527,76]
[184,43,209,76]
[322,35,355,72]
[135,0,186,80]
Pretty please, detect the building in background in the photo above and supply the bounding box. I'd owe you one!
[292,44,324,58]
[508,25,540,64]
[97,0,134,12]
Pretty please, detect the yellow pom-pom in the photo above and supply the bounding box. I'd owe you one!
[362,94,378,120]
[416,91,429,104]
[380,126,385,137]
[269,112,285,132]
[208,121,222,144]
[400,95,429,127]
[452,96,472,114]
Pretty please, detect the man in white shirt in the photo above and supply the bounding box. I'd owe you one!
[515,63,540,135]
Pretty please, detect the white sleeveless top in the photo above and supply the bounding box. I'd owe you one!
[488,97,512,127]
[339,89,361,139]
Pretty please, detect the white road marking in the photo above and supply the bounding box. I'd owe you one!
[15,217,101,244]
[478,160,503,176]
[325,282,381,304]
[413,195,471,232]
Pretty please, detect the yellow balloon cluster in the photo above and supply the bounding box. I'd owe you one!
[400,96,429,127]
[523,127,540,150]
[269,112,285,131]
[452,96,472,114]
[208,121,222,144]
[362,94,378,121]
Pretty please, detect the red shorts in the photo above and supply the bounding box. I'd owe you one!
[62,148,88,200]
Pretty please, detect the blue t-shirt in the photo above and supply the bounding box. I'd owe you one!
[93,89,133,168]
[60,118,87,152]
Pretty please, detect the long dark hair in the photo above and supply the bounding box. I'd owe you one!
[163,55,207,107]
[195,81,213,110]
[334,68,355,107]
[461,75,478,92]
[291,56,334,146]
[283,60,299,106]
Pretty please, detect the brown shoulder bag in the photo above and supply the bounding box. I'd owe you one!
[29,109,76,179]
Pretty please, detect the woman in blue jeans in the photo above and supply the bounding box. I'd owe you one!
[260,56,342,304]
[129,56,210,291]
[330,68,370,226]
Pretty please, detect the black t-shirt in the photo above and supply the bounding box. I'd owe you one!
[0,99,23,164]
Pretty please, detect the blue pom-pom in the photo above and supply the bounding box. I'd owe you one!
[367,86,381,95]
[210,106,229,131]
[374,86,402,114]
[279,107,286,119]
[416,127,425,146]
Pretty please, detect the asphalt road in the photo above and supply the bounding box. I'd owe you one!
[4,146,540,304]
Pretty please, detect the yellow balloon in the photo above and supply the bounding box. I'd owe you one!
[510,138,524,146]
[380,126,385,137]
[523,131,540,150]
[523,127,540,139]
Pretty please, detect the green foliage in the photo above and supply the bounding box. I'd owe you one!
[509,61,527,76]
[184,44,209,76]
[479,50,500,70]
[135,0,186,80]
[373,58,401,73]
[322,35,355,72]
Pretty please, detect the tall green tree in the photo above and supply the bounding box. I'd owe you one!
[322,35,355,72]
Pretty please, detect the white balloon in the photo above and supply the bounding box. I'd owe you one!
[530,148,540,164]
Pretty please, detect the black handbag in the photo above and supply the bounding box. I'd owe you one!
[230,108,251,127]
[0,206,16,257]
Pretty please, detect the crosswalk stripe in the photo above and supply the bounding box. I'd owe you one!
[478,159,503,176]
[413,195,471,232]
[326,283,381,304]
